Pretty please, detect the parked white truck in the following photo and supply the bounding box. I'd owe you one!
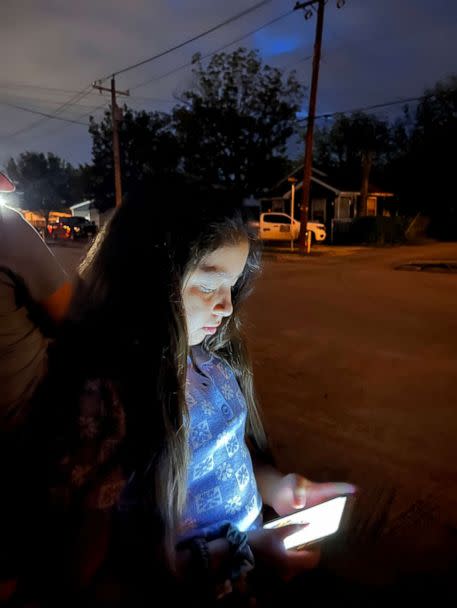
[252,212,327,242]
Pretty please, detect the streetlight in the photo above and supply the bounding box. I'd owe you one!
[288,176,298,251]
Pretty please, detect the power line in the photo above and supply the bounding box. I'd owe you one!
[0,9,293,100]
[99,0,272,81]
[2,2,273,139]
[297,94,429,123]
[1,88,431,142]
[0,91,174,111]
[21,89,431,146]
[131,8,295,91]
[280,54,313,72]
[1,3,298,139]
[32,92,182,142]
[0,84,176,139]
[0,95,165,143]
[0,82,175,105]
[129,95,175,103]
[21,89,173,140]
[18,90,172,140]
[0,82,84,95]
[0,93,108,112]
[17,103,108,142]
[0,100,88,126]
[2,86,93,139]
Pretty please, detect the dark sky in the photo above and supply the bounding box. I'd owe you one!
[1,0,456,167]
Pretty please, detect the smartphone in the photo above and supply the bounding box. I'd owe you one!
[263,495,349,550]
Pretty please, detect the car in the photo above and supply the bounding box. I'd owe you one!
[47,216,97,240]
[257,212,326,242]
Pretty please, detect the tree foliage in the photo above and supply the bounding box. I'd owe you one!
[88,108,180,210]
[411,77,457,225]
[173,48,304,196]
[6,151,79,213]
[314,76,457,235]
[314,112,391,189]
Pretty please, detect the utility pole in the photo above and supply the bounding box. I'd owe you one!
[294,0,346,253]
[359,149,373,217]
[288,176,298,251]
[93,77,129,207]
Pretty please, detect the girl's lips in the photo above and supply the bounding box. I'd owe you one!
[203,326,219,334]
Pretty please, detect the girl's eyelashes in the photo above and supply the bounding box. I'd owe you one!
[199,278,240,294]
[200,285,217,294]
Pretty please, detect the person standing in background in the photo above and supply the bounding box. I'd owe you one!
[0,170,73,601]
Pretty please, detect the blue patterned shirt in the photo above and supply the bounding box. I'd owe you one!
[178,345,262,542]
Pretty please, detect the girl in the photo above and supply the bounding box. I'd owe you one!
[23,184,354,605]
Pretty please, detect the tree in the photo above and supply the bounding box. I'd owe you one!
[380,76,457,237]
[314,112,391,215]
[6,152,79,220]
[381,109,415,215]
[313,76,457,237]
[88,108,180,211]
[409,77,457,237]
[173,48,304,197]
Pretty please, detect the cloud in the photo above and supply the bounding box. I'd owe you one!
[253,30,302,57]
[1,0,456,166]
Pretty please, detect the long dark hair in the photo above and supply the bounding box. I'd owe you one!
[42,182,268,562]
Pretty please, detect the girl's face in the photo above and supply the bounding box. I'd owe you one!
[182,239,249,346]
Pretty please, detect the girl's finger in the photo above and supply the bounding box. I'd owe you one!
[293,478,308,508]
[305,482,357,508]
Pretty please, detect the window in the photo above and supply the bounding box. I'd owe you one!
[336,197,352,219]
[263,214,291,224]
[367,196,377,216]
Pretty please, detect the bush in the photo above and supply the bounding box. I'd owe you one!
[428,210,457,241]
[331,217,405,245]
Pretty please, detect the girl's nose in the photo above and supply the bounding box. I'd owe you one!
[214,289,233,318]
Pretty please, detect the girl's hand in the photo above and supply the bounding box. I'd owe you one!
[270,474,356,516]
[248,525,320,581]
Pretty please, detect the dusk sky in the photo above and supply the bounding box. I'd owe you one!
[1,0,456,167]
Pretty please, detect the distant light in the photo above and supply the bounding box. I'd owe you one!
[253,31,301,56]
[0,194,6,207]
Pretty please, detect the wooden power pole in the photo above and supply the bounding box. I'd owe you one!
[93,77,129,207]
[295,0,326,253]
[294,0,346,253]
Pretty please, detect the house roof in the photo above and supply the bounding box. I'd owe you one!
[271,163,328,192]
[282,176,394,199]
[70,199,95,211]
[267,162,395,201]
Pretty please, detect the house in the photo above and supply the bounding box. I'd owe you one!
[257,165,396,242]
[69,200,100,226]
[261,166,395,223]
[283,176,395,224]
[69,200,117,230]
